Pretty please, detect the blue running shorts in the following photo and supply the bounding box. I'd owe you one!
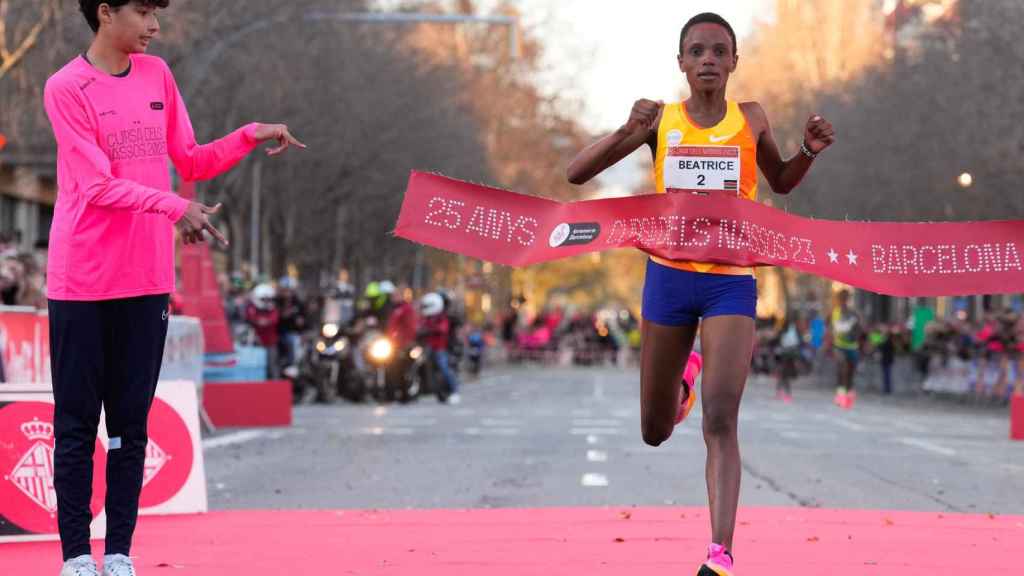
[642,259,757,327]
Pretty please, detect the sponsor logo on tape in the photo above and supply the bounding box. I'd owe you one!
[548,222,601,248]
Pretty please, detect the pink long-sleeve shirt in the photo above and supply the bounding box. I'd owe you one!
[43,53,259,301]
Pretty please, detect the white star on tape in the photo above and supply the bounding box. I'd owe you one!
[827,249,839,264]
[847,250,859,266]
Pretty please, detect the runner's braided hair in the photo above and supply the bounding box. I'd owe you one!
[680,12,737,55]
[79,0,170,33]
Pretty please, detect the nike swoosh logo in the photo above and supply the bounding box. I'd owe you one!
[708,133,738,143]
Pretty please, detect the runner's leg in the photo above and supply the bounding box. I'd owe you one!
[640,320,697,446]
[700,314,755,551]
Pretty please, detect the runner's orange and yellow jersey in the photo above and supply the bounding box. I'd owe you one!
[652,100,758,275]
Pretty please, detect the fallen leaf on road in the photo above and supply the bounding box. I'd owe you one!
[807,537,820,543]
[620,511,632,520]
[614,537,625,543]
[884,518,895,526]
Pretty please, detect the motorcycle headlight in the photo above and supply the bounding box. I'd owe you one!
[409,346,424,360]
[322,323,340,339]
[369,338,394,362]
[334,338,349,352]
[315,341,327,353]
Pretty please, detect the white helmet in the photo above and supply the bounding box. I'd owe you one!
[253,283,276,309]
[420,292,444,316]
[379,280,396,295]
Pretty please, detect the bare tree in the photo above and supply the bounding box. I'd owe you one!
[0,0,59,81]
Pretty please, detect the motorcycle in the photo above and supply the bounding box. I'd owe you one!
[360,330,427,403]
[304,320,358,403]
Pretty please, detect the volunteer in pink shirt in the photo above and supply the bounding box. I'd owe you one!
[45,3,304,575]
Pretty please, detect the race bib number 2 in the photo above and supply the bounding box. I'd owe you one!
[665,145,740,195]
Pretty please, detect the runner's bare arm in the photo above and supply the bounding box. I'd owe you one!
[746,102,835,195]
[567,99,663,185]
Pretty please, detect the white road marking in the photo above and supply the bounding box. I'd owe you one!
[581,473,609,487]
[571,428,624,436]
[775,430,839,442]
[572,419,622,427]
[586,435,600,445]
[833,419,866,432]
[360,427,415,436]
[373,406,388,417]
[464,427,520,436]
[893,420,928,434]
[586,450,608,462]
[899,437,956,457]
[481,418,523,427]
[372,418,437,427]
[202,430,268,450]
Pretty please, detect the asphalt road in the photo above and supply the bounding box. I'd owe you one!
[202,365,1024,514]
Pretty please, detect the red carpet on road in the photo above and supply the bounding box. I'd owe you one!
[4,507,1021,575]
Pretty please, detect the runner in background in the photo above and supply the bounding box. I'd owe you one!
[831,290,862,409]
[774,318,802,403]
[566,12,834,575]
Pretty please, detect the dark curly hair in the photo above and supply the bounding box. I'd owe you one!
[680,12,737,56]
[79,0,170,33]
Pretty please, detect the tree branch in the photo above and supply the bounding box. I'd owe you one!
[0,0,9,61]
[0,0,55,82]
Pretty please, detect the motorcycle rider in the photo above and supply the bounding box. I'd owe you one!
[277,276,308,374]
[323,277,356,330]
[386,284,419,387]
[246,283,280,378]
[438,290,465,367]
[359,281,396,328]
[420,292,461,404]
[387,284,418,351]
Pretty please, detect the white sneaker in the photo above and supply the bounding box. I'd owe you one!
[60,555,99,576]
[447,393,462,405]
[102,554,137,576]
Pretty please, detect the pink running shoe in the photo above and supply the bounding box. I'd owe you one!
[833,388,848,407]
[675,352,703,425]
[697,543,735,576]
